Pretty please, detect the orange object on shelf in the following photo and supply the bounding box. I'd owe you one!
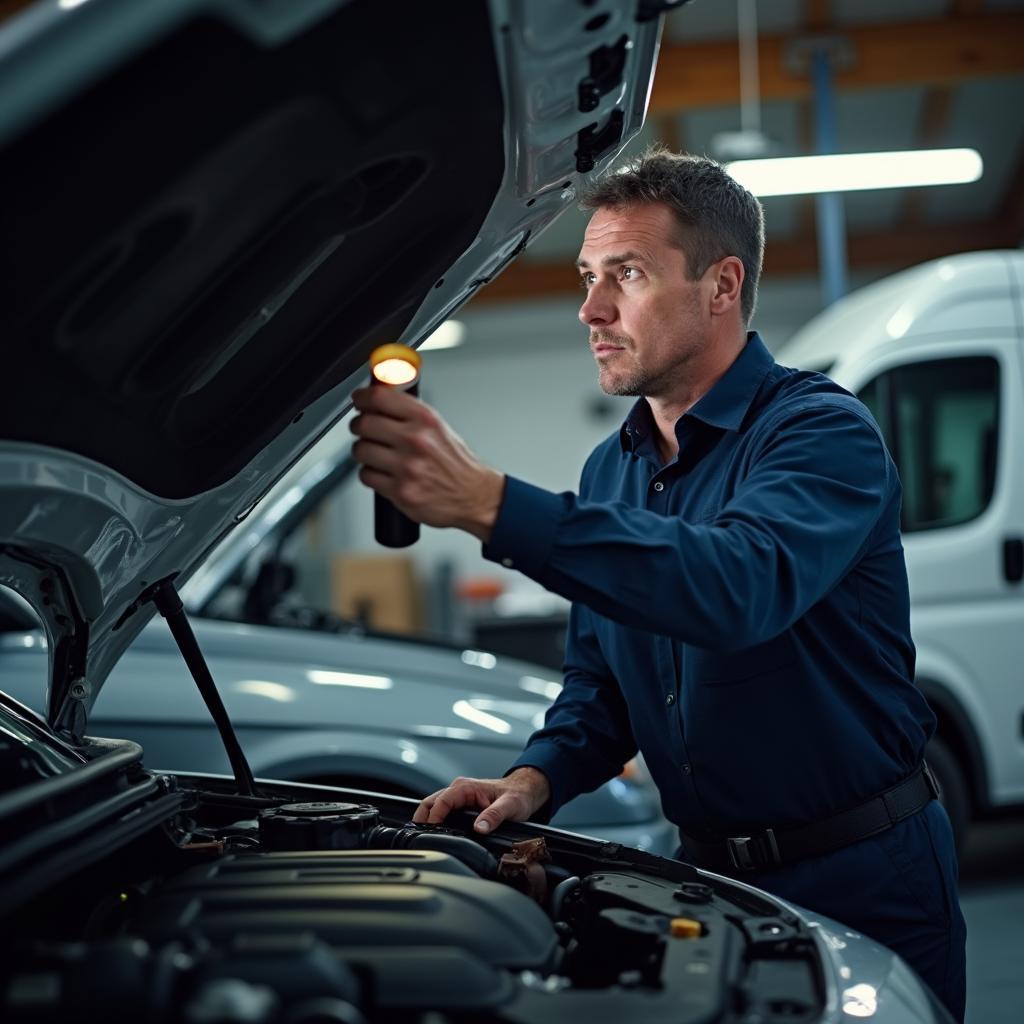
[456,577,505,602]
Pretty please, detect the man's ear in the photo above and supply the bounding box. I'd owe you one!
[708,256,745,317]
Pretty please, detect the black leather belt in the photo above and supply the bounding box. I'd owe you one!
[680,763,940,874]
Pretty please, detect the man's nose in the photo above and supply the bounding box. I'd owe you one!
[579,281,616,328]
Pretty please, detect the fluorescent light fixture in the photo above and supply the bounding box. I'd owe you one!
[307,669,393,689]
[725,148,983,197]
[419,319,465,351]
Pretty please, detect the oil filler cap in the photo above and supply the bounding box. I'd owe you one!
[258,801,381,851]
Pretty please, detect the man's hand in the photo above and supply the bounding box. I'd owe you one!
[350,386,505,543]
[413,767,551,834]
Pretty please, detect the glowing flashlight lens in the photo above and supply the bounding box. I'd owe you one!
[372,358,418,386]
[369,343,421,388]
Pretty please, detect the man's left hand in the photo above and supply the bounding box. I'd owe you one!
[350,386,505,543]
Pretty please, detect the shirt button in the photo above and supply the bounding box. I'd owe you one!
[501,557,514,568]
[653,481,665,492]
[681,763,692,775]
[665,693,675,706]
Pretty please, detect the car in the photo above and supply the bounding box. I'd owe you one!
[0,0,952,1020]
[775,251,1024,851]
[0,418,678,856]
[0,570,678,855]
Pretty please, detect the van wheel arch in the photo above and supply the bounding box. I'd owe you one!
[924,735,969,856]
[916,676,989,815]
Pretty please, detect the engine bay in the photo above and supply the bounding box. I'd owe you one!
[1,773,826,1024]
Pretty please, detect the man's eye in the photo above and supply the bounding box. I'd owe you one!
[621,266,640,280]
[579,273,595,289]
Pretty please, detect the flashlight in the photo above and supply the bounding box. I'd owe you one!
[369,343,422,548]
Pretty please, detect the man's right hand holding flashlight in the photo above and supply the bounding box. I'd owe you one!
[350,385,506,543]
[352,384,551,833]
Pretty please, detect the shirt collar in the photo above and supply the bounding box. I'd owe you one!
[619,332,773,453]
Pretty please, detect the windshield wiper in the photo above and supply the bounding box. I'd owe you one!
[151,579,259,797]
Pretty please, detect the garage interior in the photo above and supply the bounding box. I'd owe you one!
[1,1,1020,1021]
[275,4,1024,1021]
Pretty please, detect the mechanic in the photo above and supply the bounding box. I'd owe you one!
[350,148,967,1020]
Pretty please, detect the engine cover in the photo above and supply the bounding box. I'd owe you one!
[136,849,560,976]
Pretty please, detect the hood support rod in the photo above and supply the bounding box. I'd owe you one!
[152,579,259,797]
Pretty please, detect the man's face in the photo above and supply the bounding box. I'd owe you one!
[576,202,711,398]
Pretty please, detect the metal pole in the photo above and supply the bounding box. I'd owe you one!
[737,0,761,136]
[812,48,849,305]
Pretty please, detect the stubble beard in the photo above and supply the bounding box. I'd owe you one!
[593,331,680,399]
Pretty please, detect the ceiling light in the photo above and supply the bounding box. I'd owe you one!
[419,319,465,351]
[725,148,983,197]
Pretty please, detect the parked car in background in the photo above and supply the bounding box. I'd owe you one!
[0,579,677,855]
[0,402,676,854]
[776,250,1024,850]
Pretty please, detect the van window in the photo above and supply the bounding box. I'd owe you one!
[857,356,999,533]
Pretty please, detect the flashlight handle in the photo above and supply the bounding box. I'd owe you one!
[373,379,420,548]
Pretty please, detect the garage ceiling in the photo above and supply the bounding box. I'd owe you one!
[476,0,1024,307]
[3,0,1020,342]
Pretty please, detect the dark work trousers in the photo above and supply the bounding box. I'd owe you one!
[680,801,967,1022]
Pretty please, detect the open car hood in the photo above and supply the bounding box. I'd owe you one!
[0,0,663,736]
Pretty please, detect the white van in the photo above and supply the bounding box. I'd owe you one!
[776,250,1024,847]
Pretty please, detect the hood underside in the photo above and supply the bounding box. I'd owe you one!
[3,1,504,499]
[0,0,662,730]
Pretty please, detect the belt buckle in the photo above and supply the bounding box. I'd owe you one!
[726,829,780,872]
[922,761,941,800]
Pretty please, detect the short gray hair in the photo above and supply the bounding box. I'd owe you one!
[579,146,765,324]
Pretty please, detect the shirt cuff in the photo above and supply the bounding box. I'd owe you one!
[483,476,564,578]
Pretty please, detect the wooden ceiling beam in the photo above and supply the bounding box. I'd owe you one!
[0,0,36,23]
[650,12,1024,113]
[803,0,833,33]
[471,220,1021,305]
[952,0,987,15]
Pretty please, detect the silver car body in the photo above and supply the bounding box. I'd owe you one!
[0,613,677,852]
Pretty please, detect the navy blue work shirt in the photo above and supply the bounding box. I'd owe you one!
[483,333,936,832]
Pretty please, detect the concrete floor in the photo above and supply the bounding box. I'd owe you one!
[959,816,1024,1024]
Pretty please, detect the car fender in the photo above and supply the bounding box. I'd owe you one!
[915,674,991,812]
[914,642,994,807]
[233,728,479,798]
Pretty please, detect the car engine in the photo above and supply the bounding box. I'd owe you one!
[1,773,827,1024]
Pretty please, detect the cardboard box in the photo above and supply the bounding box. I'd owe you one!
[332,553,423,635]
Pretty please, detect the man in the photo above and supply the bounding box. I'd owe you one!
[350,149,967,1020]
